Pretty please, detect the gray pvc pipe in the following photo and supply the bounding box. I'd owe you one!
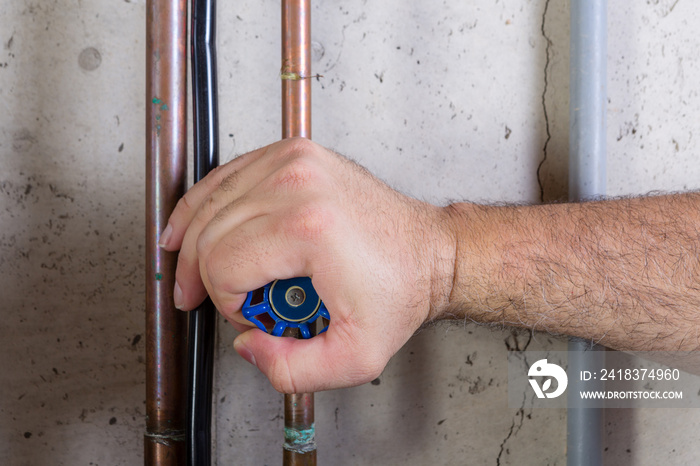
[567,341,604,465]
[569,0,607,201]
[567,1,607,465]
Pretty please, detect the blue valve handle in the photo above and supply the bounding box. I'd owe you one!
[242,277,330,339]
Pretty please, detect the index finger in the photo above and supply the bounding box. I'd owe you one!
[158,145,269,251]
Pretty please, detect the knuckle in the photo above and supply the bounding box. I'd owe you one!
[283,136,316,157]
[214,297,240,319]
[195,230,213,257]
[286,203,332,241]
[200,239,243,294]
[198,194,219,220]
[213,192,246,224]
[176,247,195,271]
[179,191,195,212]
[219,170,240,192]
[272,157,316,192]
[203,165,226,188]
[201,243,223,286]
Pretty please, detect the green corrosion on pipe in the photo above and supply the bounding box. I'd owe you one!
[283,423,316,454]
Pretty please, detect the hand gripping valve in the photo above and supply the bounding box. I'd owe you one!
[242,277,330,339]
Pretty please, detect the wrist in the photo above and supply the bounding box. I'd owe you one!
[432,202,503,322]
[422,204,458,321]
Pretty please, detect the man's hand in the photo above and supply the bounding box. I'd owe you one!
[160,137,700,391]
[159,138,456,393]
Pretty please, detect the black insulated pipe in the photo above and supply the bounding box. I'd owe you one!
[187,0,219,464]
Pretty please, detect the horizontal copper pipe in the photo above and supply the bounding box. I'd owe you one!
[145,0,188,464]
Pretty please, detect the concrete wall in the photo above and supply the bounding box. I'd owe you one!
[1,0,699,464]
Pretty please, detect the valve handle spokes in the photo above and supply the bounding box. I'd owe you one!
[243,277,330,339]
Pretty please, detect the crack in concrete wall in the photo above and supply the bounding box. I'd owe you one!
[496,404,526,466]
[536,0,553,204]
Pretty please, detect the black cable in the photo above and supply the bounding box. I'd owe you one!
[187,0,218,464]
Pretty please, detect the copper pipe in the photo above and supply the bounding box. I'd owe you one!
[284,393,316,465]
[281,0,316,464]
[145,0,188,464]
[282,0,312,139]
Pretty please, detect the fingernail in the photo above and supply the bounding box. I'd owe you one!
[173,281,184,310]
[234,338,257,367]
[158,223,173,248]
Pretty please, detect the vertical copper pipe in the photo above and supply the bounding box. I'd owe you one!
[282,0,312,139]
[281,0,316,465]
[145,0,188,464]
[284,392,316,465]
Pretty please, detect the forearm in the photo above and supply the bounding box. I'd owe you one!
[440,193,700,351]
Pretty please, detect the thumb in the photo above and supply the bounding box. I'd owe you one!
[233,327,383,393]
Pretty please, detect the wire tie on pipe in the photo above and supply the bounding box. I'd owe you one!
[145,429,186,446]
[280,71,323,81]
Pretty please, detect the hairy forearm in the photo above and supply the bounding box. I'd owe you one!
[440,193,700,351]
